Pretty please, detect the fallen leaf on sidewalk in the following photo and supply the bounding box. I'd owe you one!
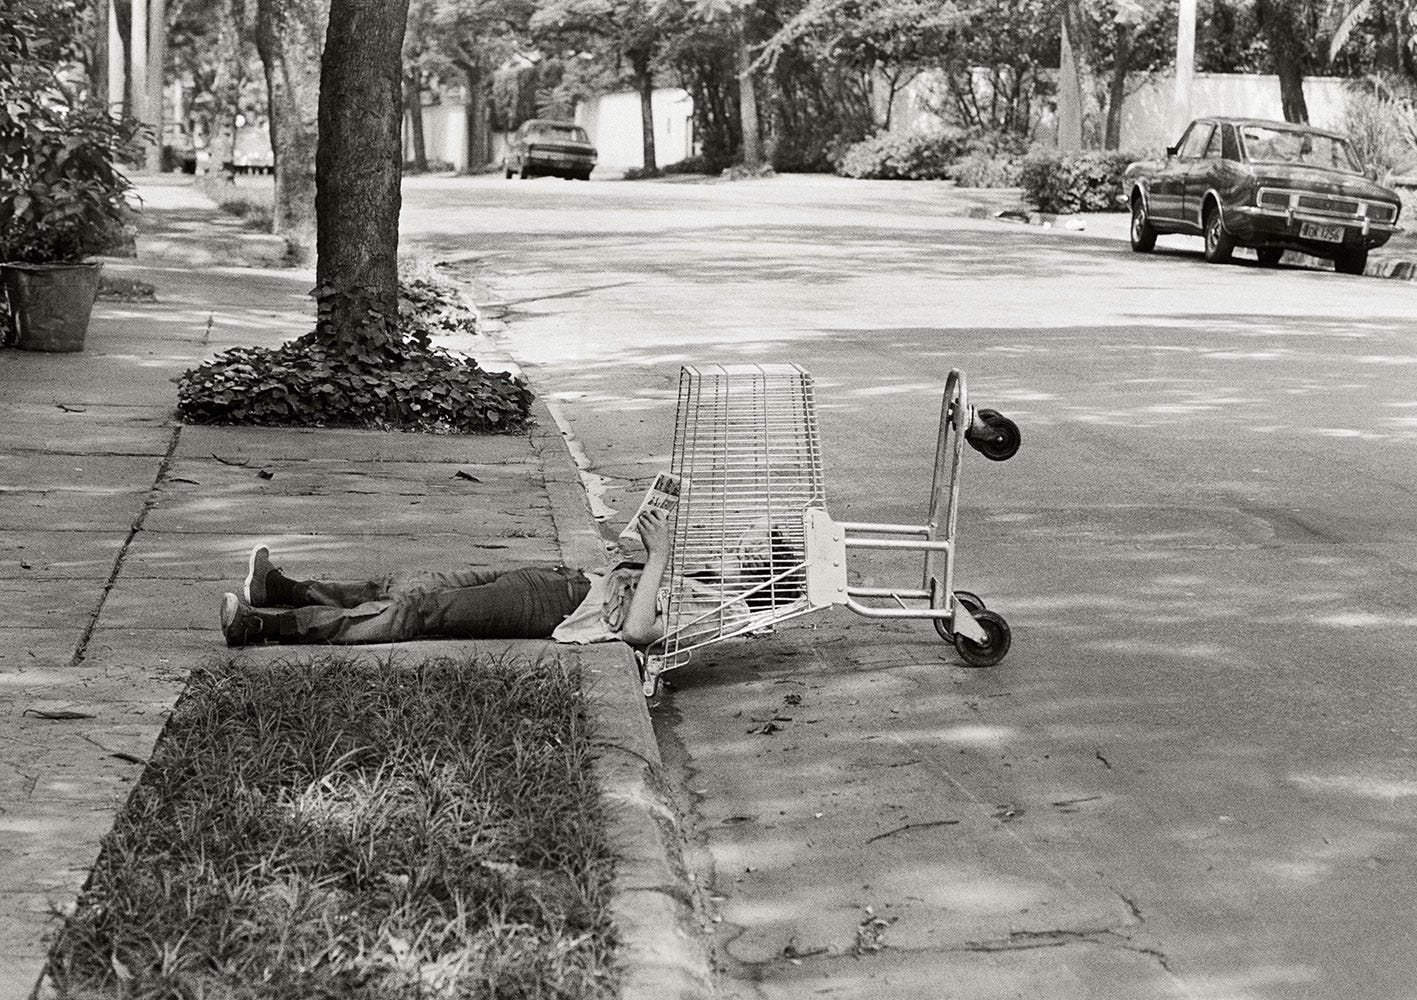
[749,720,781,735]
[19,561,31,570]
[256,469,274,480]
[110,752,146,765]
[167,477,200,485]
[211,454,249,466]
[454,470,482,482]
[55,403,86,413]
[23,709,96,720]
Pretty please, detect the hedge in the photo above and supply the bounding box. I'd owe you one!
[1017,150,1142,214]
[837,129,970,180]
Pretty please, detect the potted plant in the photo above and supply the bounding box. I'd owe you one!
[0,6,141,352]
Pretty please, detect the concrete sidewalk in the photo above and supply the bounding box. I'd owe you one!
[0,179,709,1000]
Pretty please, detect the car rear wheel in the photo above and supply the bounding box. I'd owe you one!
[1130,196,1157,253]
[1333,247,1368,275]
[1202,204,1234,264]
[504,162,513,180]
[518,160,529,180]
[1256,247,1283,267]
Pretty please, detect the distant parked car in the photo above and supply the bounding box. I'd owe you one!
[1125,117,1402,274]
[504,120,597,181]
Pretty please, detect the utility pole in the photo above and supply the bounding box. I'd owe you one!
[1171,0,1196,142]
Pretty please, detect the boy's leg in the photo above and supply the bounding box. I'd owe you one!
[413,566,591,639]
[245,545,397,608]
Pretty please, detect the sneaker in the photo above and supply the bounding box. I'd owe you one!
[244,545,283,605]
[220,592,265,647]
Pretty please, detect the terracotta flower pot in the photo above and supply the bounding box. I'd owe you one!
[1,261,104,352]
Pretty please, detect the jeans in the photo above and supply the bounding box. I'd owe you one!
[270,565,592,644]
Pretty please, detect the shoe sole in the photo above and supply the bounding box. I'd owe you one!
[244,545,269,605]
[220,592,239,645]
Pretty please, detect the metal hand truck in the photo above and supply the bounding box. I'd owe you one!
[643,363,1020,697]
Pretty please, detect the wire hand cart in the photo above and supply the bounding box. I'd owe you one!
[643,363,1020,697]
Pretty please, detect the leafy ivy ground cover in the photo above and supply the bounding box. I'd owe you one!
[177,273,532,434]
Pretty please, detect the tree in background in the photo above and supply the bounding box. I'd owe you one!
[255,0,327,258]
[1255,0,1314,120]
[532,0,671,173]
[170,0,265,174]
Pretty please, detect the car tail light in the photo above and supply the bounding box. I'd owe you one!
[1258,190,1290,209]
[1368,203,1397,223]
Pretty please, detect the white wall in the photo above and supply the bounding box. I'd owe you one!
[406,87,695,175]
[1120,73,1352,150]
[575,89,694,172]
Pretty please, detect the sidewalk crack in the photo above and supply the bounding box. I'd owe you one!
[68,424,183,669]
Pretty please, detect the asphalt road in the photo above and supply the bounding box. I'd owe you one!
[404,173,1417,1000]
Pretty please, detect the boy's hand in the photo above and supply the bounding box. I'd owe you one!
[635,507,670,556]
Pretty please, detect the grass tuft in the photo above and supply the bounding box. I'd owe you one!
[46,652,618,1000]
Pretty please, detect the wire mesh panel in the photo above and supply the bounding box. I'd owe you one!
[655,363,827,675]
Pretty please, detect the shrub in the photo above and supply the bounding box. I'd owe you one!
[1018,149,1140,214]
[0,5,142,263]
[1344,78,1417,179]
[177,271,533,433]
[952,153,1024,188]
[837,129,969,180]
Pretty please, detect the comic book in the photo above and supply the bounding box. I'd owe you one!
[618,472,685,543]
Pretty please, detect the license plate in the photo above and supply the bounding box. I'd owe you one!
[1300,222,1345,243]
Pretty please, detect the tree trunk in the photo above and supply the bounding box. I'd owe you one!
[1257,0,1310,123]
[1060,0,1100,148]
[315,0,410,355]
[405,72,428,172]
[93,0,110,105]
[255,0,327,259]
[1105,20,1131,150]
[633,53,658,174]
[458,60,490,173]
[736,17,762,168]
[210,0,245,179]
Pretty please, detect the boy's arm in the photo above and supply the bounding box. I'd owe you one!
[620,507,670,646]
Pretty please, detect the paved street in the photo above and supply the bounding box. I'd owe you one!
[404,173,1417,1000]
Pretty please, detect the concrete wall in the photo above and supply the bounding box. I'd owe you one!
[1120,73,1352,150]
[405,87,694,176]
[574,89,694,172]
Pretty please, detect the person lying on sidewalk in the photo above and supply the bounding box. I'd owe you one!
[219,508,671,648]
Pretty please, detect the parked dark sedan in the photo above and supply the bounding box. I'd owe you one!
[503,119,597,181]
[1125,117,1402,274]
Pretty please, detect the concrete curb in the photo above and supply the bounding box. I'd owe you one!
[532,401,715,1000]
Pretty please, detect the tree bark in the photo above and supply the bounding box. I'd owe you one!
[1060,0,1099,148]
[255,0,327,258]
[210,0,245,179]
[736,16,762,167]
[315,0,410,355]
[93,0,110,105]
[1105,20,1130,150]
[404,72,428,172]
[632,52,658,174]
[457,59,490,172]
[1256,0,1310,123]
[145,0,166,171]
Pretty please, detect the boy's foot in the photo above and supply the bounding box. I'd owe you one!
[244,545,297,606]
[221,593,266,647]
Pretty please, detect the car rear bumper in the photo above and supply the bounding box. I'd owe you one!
[526,152,596,172]
[1227,204,1398,251]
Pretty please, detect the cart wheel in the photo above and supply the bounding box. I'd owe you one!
[954,590,986,614]
[966,409,1021,462]
[934,591,987,641]
[953,610,1012,667]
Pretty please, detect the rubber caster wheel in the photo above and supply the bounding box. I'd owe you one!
[966,409,1021,462]
[953,609,1011,667]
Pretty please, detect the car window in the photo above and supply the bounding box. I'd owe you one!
[1238,125,1363,173]
[1178,123,1214,158]
[1221,125,1241,161]
[531,124,590,144]
[1201,127,1222,159]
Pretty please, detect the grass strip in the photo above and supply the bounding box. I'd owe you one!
[46,652,618,1000]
